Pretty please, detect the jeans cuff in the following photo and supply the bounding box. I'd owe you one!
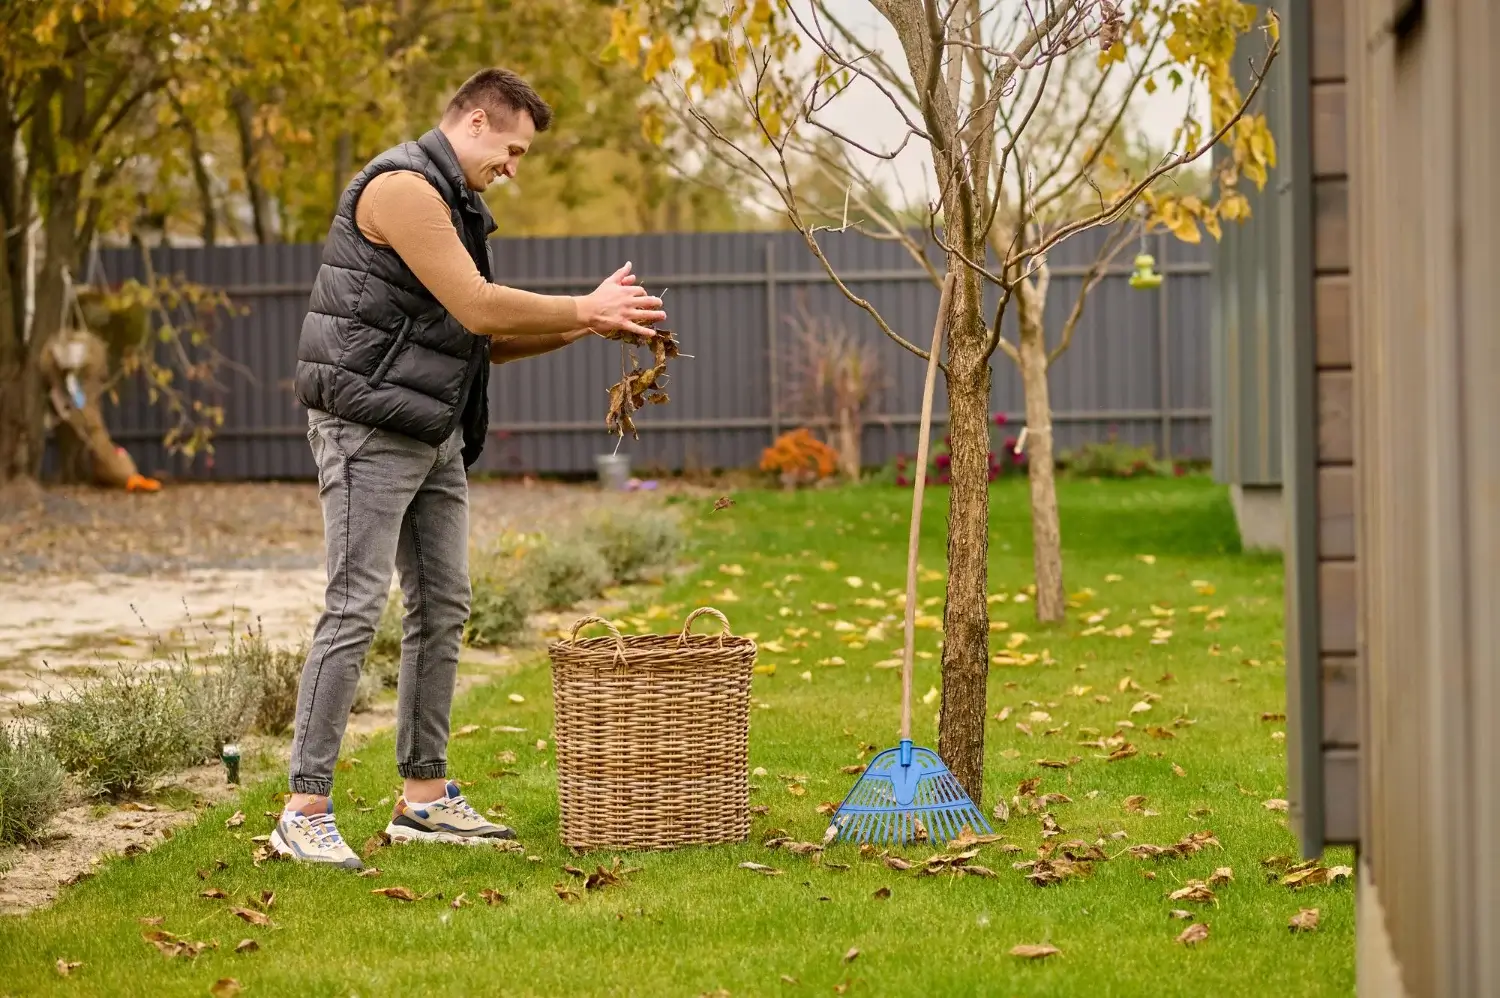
[290,776,333,796]
[398,762,448,780]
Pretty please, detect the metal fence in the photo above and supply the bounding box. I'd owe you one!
[96,228,1211,480]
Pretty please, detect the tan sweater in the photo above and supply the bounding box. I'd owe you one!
[355,171,583,354]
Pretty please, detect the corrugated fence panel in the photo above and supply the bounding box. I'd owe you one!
[94,229,1211,481]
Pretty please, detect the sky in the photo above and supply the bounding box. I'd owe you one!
[789,0,1207,208]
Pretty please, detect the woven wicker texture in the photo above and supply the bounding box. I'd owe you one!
[548,607,757,850]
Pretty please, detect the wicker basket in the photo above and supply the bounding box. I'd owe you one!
[548,607,756,851]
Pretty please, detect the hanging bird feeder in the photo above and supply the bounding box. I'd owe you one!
[1129,252,1163,290]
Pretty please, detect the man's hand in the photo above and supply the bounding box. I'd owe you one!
[574,262,666,338]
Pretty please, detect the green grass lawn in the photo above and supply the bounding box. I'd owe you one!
[0,476,1354,997]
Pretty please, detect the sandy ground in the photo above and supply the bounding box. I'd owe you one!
[0,478,676,913]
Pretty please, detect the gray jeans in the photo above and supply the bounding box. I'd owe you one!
[288,410,470,796]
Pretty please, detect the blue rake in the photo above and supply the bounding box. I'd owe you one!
[830,738,990,844]
[827,275,987,847]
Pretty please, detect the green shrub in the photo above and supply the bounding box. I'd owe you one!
[35,665,192,798]
[364,597,404,688]
[214,627,306,736]
[0,724,67,844]
[521,537,612,610]
[172,652,262,764]
[466,572,535,648]
[581,507,684,583]
[1060,436,1167,479]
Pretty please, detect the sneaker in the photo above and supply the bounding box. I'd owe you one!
[270,804,365,870]
[385,781,517,846]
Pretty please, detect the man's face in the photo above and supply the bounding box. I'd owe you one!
[450,107,536,191]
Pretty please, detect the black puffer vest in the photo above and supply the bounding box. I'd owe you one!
[296,129,493,467]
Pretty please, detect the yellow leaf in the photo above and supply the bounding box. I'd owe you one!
[753,664,776,676]
[921,686,939,705]
[1266,9,1281,43]
[720,564,745,576]
[643,35,676,82]
[819,561,838,572]
[1143,76,1158,95]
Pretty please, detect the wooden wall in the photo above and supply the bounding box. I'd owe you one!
[1309,0,1360,844]
[1343,0,1500,994]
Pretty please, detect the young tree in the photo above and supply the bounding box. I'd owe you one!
[608,0,1278,797]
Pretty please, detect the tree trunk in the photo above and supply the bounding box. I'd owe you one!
[1019,316,1066,622]
[230,89,276,244]
[836,404,860,478]
[0,359,47,484]
[937,289,991,803]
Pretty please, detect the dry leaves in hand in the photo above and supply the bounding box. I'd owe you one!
[210,979,242,998]
[1009,944,1061,960]
[1289,907,1321,932]
[1176,923,1210,946]
[371,886,417,902]
[55,959,82,976]
[231,907,272,926]
[604,328,680,440]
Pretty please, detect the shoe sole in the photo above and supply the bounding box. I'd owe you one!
[383,823,519,848]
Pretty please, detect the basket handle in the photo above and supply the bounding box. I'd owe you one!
[678,606,732,646]
[567,615,628,664]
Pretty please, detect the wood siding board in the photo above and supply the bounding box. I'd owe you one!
[1319,465,1357,558]
[1322,748,1360,843]
[1312,83,1349,177]
[1315,179,1351,273]
[1315,275,1352,368]
[1321,655,1360,747]
[1319,560,1357,654]
[1318,370,1355,463]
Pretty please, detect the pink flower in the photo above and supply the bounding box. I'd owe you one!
[937,470,951,485]
[1174,464,1187,477]
[934,453,951,469]
[993,413,1008,427]
[896,475,910,487]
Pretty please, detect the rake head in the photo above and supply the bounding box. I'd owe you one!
[828,740,990,845]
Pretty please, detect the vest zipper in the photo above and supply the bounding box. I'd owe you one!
[368,317,414,388]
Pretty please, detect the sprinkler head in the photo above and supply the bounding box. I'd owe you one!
[221,743,241,785]
[1129,253,1163,290]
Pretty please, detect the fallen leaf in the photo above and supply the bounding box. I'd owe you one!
[1009,943,1061,960]
[992,799,1010,822]
[1129,701,1152,715]
[138,915,165,926]
[200,888,228,900]
[1169,881,1215,904]
[553,884,582,902]
[1169,909,1195,921]
[1123,795,1149,813]
[508,693,526,704]
[235,939,259,954]
[357,868,382,878]
[1330,865,1353,882]
[872,886,891,900]
[480,889,507,905]
[209,979,242,997]
[921,686,939,705]
[55,959,82,976]
[843,947,860,964]
[884,857,913,871]
[712,496,735,512]
[231,907,272,925]
[1172,763,1187,777]
[1281,866,1331,889]
[781,974,800,985]
[738,862,782,876]
[822,824,841,845]
[371,886,417,902]
[1208,867,1235,886]
[1137,554,1157,565]
[1176,922,1210,946]
[1035,759,1071,769]
[1289,907,1321,932]
[1263,799,1289,812]
[1261,712,1287,722]
[450,893,470,909]
[913,817,929,843]
[1107,743,1139,762]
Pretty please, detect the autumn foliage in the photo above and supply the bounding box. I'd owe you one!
[760,429,838,489]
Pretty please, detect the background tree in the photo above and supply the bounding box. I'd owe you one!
[608,0,1278,798]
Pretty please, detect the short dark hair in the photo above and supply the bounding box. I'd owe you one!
[444,69,553,132]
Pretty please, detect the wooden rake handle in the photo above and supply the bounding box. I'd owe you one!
[902,273,955,742]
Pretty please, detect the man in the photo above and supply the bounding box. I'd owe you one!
[274,69,666,869]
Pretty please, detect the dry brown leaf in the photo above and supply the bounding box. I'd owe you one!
[138,915,165,926]
[913,817,929,843]
[1289,907,1321,932]
[712,496,735,513]
[883,856,913,871]
[1169,881,1216,904]
[357,867,382,878]
[1208,867,1235,887]
[738,862,782,876]
[480,888,507,905]
[1035,759,1070,769]
[449,893,470,909]
[231,907,272,926]
[1107,743,1139,762]
[225,811,245,829]
[872,887,891,900]
[235,939,259,954]
[55,959,82,976]
[1281,866,1331,889]
[1263,799,1289,812]
[1169,909,1195,921]
[209,979,242,998]
[959,864,998,878]
[1009,943,1061,960]
[553,884,582,902]
[1122,795,1149,813]
[200,888,228,900]
[843,947,860,964]
[1172,763,1187,777]
[371,886,417,902]
[1176,922,1210,946]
